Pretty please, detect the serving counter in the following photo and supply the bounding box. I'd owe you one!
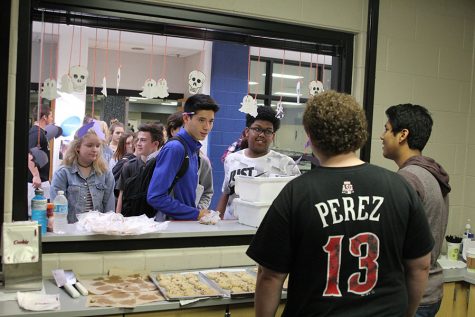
[41,220,257,253]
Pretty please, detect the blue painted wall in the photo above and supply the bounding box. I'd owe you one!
[208,41,248,209]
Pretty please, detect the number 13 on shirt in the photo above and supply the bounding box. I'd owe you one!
[322,232,380,296]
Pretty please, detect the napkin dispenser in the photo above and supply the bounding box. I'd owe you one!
[2,221,42,291]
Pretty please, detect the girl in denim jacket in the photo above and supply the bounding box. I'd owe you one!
[51,123,115,223]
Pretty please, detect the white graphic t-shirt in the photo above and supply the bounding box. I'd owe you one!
[221,149,301,219]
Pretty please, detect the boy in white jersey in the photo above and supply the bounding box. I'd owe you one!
[216,106,300,219]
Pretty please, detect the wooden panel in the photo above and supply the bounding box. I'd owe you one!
[437,282,455,317]
[468,284,475,317]
[454,283,468,317]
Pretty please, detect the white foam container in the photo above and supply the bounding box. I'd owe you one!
[235,175,296,204]
[234,198,271,228]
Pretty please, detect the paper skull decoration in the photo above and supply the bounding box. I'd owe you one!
[59,74,74,93]
[156,78,169,99]
[188,70,205,94]
[239,95,258,117]
[140,79,159,99]
[275,101,285,119]
[41,78,59,100]
[308,80,324,96]
[70,65,89,92]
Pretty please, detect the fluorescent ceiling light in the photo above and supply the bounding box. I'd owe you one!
[263,73,304,79]
[249,81,259,85]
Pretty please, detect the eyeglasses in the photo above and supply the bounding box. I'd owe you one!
[249,127,275,136]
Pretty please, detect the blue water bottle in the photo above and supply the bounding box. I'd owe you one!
[31,188,47,234]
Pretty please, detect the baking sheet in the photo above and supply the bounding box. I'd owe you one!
[81,273,165,308]
[200,268,257,298]
[150,272,224,300]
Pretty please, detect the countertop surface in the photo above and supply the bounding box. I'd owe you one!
[42,220,257,242]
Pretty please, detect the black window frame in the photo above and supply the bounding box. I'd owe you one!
[9,0,378,253]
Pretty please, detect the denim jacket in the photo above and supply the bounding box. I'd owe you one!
[50,163,115,223]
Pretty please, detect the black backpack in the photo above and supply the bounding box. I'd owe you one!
[121,136,189,218]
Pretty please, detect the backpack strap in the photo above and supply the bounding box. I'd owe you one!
[167,136,189,193]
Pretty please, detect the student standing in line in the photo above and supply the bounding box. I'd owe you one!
[115,124,164,214]
[147,94,219,221]
[216,106,300,220]
[166,111,214,209]
[381,103,451,317]
[50,122,115,223]
[247,91,433,317]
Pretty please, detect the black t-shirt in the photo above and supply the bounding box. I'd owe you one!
[246,163,434,317]
[27,126,50,183]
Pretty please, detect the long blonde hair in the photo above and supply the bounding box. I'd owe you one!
[63,128,108,175]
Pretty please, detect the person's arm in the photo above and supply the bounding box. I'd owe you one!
[116,190,123,213]
[197,154,213,209]
[404,252,431,317]
[215,193,229,218]
[255,265,287,317]
[50,167,67,200]
[28,154,42,188]
[103,171,116,212]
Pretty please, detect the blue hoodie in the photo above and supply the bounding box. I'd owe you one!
[147,128,201,220]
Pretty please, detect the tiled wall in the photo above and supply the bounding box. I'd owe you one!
[42,246,254,277]
[370,0,475,236]
[8,0,475,269]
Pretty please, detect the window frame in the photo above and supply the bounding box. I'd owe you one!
[12,0,367,252]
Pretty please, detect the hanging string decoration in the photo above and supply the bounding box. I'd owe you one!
[275,50,286,119]
[188,39,206,95]
[308,53,324,96]
[296,50,302,104]
[140,35,159,99]
[239,46,258,117]
[59,26,74,93]
[156,35,169,98]
[101,29,109,97]
[41,23,59,100]
[69,26,88,93]
[36,12,46,147]
[116,31,122,94]
[91,28,98,117]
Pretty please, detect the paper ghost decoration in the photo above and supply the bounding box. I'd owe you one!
[156,78,169,99]
[308,80,324,96]
[116,67,121,94]
[41,78,59,100]
[101,76,107,97]
[275,101,285,119]
[239,95,258,117]
[188,70,205,94]
[139,79,159,99]
[70,65,89,92]
[59,74,74,93]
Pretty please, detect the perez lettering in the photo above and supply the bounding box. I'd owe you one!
[315,196,383,228]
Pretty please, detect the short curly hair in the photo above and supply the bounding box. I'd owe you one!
[303,91,368,155]
[246,106,281,132]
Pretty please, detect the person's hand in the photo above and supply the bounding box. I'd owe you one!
[32,175,41,189]
[198,209,210,220]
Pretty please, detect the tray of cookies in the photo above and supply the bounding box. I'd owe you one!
[200,268,257,298]
[150,272,224,300]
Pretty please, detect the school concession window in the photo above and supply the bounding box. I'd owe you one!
[11,0,360,251]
